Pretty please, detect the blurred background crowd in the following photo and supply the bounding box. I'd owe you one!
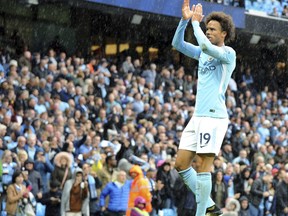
[0,39,287,216]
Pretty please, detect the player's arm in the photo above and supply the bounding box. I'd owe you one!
[172,19,201,59]
[172,0,201,59]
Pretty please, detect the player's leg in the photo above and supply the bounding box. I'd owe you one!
[195,153,215,216]
[195,117,228,216]
[175,149,196,189]
[175,116,198,193]
[175,116,216,212]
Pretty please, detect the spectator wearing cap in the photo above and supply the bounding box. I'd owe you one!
[100,170,131,216]
[238,195,250,216]
[40,181,62,216]
[51,152,72,190]
[61,167,89,216]
[221,141,234,163]
[127,165,152,216]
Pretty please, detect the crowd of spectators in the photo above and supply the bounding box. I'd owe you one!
[204,0,245,8]
[0,41,287,216]
[244,0,288,18]
[205,0,288,19]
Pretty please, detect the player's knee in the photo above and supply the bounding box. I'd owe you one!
[195,153,215,172]
[175,159,189,172]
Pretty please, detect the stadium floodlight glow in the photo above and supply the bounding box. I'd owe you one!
[250,35,261,44]
[19,0,39,5]
[131,14,143,25]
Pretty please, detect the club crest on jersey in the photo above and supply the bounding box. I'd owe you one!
[207,57,214,62]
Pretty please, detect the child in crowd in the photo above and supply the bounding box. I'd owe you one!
[131,196,149,216]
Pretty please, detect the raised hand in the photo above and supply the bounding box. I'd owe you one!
[182,0,194,20]
[192,3,204,22]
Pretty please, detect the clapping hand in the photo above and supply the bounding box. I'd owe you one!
[182,1,204,22]
[192,3,204,23]
[182,0,194,20]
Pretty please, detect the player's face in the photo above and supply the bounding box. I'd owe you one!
[206,20,227,46]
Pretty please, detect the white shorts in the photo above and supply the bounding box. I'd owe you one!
[179,116,229,155]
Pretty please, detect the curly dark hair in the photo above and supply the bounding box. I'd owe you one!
[205,12,235,44]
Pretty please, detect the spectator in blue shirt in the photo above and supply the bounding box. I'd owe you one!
[100,170,132,215]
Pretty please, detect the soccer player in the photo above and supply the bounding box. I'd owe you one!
[172,1,236,216]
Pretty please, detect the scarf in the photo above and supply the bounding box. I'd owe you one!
[88,175,97,199]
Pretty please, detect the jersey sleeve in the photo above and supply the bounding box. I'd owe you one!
[192,21,236,64]
[172,19,201,60]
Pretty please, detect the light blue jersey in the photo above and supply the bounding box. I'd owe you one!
[172,19,236,118]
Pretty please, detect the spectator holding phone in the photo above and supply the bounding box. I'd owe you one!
[61,167,89,216]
